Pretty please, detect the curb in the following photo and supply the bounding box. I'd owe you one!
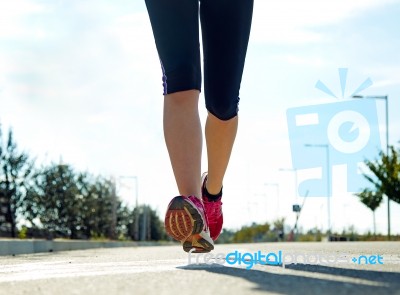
[0,239,173,256]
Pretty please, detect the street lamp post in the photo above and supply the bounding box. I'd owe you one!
[352,95,390,240]
[305,144,331,235]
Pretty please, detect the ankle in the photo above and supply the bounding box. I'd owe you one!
[205,180,222,195]
[204,183,223,201]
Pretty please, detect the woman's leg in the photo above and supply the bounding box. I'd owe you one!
[200,0,254,194]
[163,90,202,198]
[146,0,214,252]
[199,0,253,241]
[205,113,238,194]
[145,0,202,197]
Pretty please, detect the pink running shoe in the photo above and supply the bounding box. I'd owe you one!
[201,172,223,241]
[165,195,214,253]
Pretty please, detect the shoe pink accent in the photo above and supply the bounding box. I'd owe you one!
[201,172,223,241]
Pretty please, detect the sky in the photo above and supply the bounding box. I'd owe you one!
[1,0,400,235]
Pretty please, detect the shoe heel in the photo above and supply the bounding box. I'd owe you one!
[183,234,214,253]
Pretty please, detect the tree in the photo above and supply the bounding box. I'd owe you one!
[0,127,34,237]
[232,222,270,243]
[271,218,286,241]
[127,205,166,241]
[24,163,84,239]
[363,145,400,204]
[215,228,235,244]
[116,203,132,240]
[355,189,383,236]
[148,206,167,241]
[78,175,117,239]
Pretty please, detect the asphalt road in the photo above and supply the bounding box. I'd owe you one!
[1,242,399,295]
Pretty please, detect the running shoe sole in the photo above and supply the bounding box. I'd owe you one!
[165,196,214,253]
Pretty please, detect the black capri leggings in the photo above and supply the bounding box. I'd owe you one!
[145,0,254,120]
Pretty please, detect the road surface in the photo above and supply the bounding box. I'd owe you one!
[1,242,399,295]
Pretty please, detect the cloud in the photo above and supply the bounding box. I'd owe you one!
[0,1,163,175]
[251,0,398,44]
[1,0,399,232]
[367,66,400,87]
[274,54,328,67]
[0,0,47,38]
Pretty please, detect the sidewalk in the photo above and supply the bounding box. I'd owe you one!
[0,238,172,256]
[1,242,399,295]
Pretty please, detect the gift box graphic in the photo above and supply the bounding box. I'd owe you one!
[286,69,381,197]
